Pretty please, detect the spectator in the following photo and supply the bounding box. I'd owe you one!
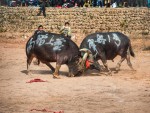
[111,0,117,7]
[60,22,72,39]
[56,1,62,8]
[84,0,91,7]
[16,0,21,6]
[74,2,78,7]
[27,0,38,6]
[61,0,74,8]
[21,0,27,6]
[37,0,47,17]
[143,0,147,7]
[116,0,123,7]
[127,0,131,6]
[58,0,64,6]
[148,0,150,8]
[123,0,128,7]
[128,0,136,7]
[62,0,69,7]
[5,0,11,6]
[136,0,144,7]
[97,0,104,7]
[70,0,76,5]
[9,0,17,7]
[50,0,60,7]
[105,0,111,7]
[92,0,97,7]
[76,0,84,7]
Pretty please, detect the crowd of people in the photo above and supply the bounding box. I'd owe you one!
[1,0,150,8]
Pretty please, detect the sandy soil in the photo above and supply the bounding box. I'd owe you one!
[0,37,150,113]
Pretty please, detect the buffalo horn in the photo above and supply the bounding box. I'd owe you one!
[80,48,92,54]
[80,48,93,62]
[82,52,88,62]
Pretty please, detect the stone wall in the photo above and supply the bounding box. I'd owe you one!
[0,7,150,40]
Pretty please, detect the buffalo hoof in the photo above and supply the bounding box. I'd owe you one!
[67,73,75,77]
[115,66,120,71]
[133,69,136,71]
[131,68,136,71]
[33,60,39,65]
[27,71,32,75]
[53,75,61,79]
[67,74,71,77]
[51,69,55,73]
[108,71,112,76]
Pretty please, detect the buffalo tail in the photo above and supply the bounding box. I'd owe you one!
[129,42,135,57]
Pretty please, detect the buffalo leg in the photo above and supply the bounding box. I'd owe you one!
[33,58,40,65]
[126,52,135,70]
[101,53,112,75]
[68,68,75,77]
[27,56,34,75]
[116,57,126,71]
[53,64,61,79]
[45,62,55,73]
[103,61,112,75]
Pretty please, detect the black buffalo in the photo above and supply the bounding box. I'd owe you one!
[80,32,135,75]
[26,32,100,78]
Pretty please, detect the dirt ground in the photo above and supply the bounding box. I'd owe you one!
[0,37,150,113]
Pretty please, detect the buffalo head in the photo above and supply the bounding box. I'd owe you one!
[67,48,100,77]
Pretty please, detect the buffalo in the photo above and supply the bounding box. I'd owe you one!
[80,32,135,75]
[26,32,100,78]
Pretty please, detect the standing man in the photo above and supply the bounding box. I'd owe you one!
[37,0,47,17]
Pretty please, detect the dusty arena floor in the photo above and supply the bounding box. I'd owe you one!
[0,37,150,113]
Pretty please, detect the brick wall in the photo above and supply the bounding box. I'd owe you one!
[0,7,150,40]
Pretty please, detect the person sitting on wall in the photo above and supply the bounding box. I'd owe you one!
[60,22,72,39]
[34,25,45,35]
